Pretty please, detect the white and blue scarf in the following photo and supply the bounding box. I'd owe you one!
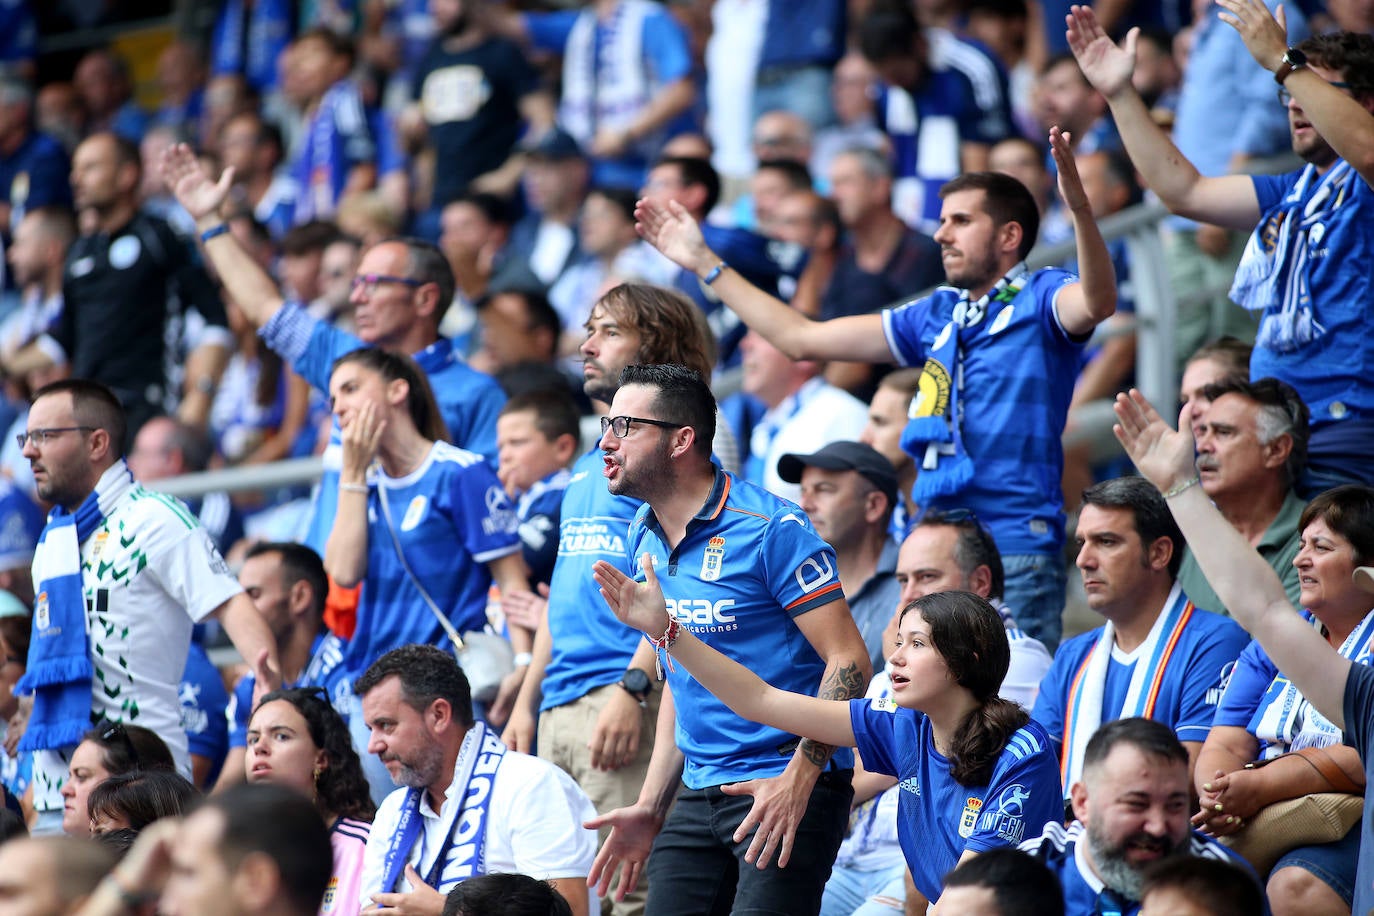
[1231,160,1355,353]
[17,462,133,752]
[901,266,1027,503]
[380,720,507,894]
[559,0,653,153]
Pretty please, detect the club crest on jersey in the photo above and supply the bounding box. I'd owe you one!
[34,591,49,631]
[401,496,428,531]
[701,537,725,581]
[93,530,109,559]
[958,796,983,838]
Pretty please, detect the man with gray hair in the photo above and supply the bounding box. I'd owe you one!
[1178,377,1309,614]
[820,147,942,323]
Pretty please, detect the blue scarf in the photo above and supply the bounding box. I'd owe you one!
[17,462,133,752]
[380,721,506,894]
[1231,160,1354,354]
[901,267,1027,503]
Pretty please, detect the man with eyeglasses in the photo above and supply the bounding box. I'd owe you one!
[15,379,278,835]
[1177,378,1309,616]
[1067,2,1374,495]
[588,364,870,916]
[159,142,505,563]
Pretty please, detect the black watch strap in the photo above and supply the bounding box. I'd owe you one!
[1275,47,1307,85]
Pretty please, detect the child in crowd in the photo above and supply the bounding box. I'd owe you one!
[495,388,580,589]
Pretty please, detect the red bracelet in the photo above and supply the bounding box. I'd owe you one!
[648,618,680,680]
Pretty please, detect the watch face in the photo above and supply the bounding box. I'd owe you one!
[622,669,651,695]
[1286,48,1307,66]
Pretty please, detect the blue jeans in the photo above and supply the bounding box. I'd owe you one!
[646,771,853,916]
[820,863,906,916]
[1003,552,1068,653]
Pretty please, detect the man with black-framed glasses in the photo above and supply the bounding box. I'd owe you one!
[14,378,279,835]
[1068,3,1374,496]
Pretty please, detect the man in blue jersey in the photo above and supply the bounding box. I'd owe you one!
[214,542,344,792]
[587,364,871,916]
[502,283,718,916]
[635,127,1117,651]
[1067,4,1374,495]
[160,143,506,559]
[1032,478,1248,792]
[1020,717,1257,916]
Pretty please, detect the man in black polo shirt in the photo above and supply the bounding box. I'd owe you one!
[1,132,231,441]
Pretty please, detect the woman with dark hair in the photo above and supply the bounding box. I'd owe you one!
[87,769,198,835]
[1191,484,1374,914]
[246,687,375,916]
[60,722,174,836]
[593,563,1063,909]
[323,347,529,718]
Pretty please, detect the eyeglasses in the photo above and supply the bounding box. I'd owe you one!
[1277,79,1351,106]
[350,273,424,296]
[600,415,683,439]
[99,720,140,770]
[16,426,95,449]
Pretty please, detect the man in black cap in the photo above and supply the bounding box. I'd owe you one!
[778,440,902,670]
[505,127,588,289]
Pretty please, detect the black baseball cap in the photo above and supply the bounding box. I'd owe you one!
[521,127,583,160]
[776,441,899,508]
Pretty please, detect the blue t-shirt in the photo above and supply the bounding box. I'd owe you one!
[1249,164,1374,429]
[180,641,229,787]
[540,447,645,712]
[340,441,520,679]
[1032,607,1249,753]
[679,225,807,368]
[881,269,1081,555]
[291,80,375,224]
[259,301,505,554]
[228,631,346,748]
[851,698,1061,901]
[1217,609,1374,757]
[758,0,845,68]
[626,469,853,788]
[515,468,571,590]
[1341,662,1374,915]
[1022,821,1252,915]
[0,132,72,234]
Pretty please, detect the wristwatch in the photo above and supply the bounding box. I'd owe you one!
[617,668,652,706]
[1274,47,1307,85]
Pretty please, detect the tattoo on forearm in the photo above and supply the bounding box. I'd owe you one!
[799,661,868,768]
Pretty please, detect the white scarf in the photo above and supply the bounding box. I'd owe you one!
[559,0,653,147]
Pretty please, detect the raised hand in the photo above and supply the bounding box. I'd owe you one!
[634,198,717,275]
[159,143,234,222]
[1049,126,1089,213]
[1112,389,1198,493]
[1216,0,1289,70]
[1065,5,1140,100]
[593,556,671,637]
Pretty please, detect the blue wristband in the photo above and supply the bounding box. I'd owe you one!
[199,224,229,244]
[702,262,727,285]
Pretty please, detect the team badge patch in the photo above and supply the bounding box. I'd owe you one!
[958,796,983,838]
[93,530,109,559]
[870,696,898,713]
[34,591,49,631]
[701,537,725,581]
[401,495,428,531]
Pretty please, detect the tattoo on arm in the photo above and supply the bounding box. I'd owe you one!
[799,660,868,769]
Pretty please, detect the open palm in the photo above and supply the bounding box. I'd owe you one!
[634,199,714,274]
[159,142,234,221]
[1066,5,1139,99]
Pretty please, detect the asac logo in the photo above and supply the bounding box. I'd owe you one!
[666,597,738,631]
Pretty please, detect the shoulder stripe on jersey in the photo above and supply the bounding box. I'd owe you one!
[1020,819,1075,853]
[706,475,732,520]
[785,580,843,611]
[135,489,198,529]
[722,505,770,522]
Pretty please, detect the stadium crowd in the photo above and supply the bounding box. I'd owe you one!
[0,0,1371,913]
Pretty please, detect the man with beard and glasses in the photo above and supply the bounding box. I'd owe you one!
[636,128,1117,653]
[1020,718,1257,916]
[1067,4,1374,495]
[356,644,596,916]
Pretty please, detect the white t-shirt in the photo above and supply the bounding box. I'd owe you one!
[32,473,243,812]
[361,743,598,908]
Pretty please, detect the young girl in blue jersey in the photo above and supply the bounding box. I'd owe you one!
[592,562,1064,907]
[323,347,529,713]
